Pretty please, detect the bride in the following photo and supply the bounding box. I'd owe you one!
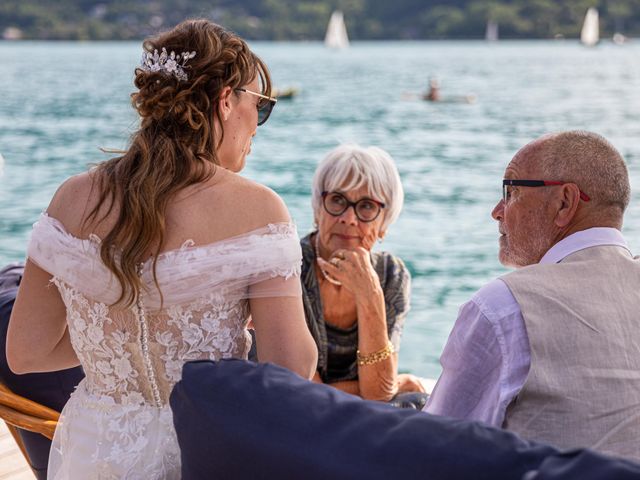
[7,19,317,479]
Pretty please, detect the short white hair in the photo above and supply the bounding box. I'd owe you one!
[311,144,404,232]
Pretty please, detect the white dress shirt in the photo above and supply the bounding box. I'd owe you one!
[423,227,631,426]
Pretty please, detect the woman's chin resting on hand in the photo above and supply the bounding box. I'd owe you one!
[300,144,427,408]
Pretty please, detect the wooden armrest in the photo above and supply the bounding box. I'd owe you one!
[0,404,57,440]
[0,389,60,422]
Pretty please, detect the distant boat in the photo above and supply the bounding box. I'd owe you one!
[273,87,299,100]
[325,11,349,49]
[613,32,628,45]
[485,20,498,41]
[2,27,23,40]
[580,8,599,47]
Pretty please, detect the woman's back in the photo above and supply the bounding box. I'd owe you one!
[8,19,316,479]
[52,167,289,255]
[38,168,299,403]
[29,171,304,478]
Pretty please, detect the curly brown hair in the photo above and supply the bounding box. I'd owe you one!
[87,19,272,307]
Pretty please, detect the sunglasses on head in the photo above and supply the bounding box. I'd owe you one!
[235,88,277,126]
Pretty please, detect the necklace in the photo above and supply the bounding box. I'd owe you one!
[314,233,342,286]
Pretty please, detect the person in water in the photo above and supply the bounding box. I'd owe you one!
[423,77,441,102]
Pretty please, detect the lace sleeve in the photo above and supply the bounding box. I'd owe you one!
[26,214,302,308]
[240,223,302,299]
[248,272,301,299]
[27,214,122,304]
[141,223,302,308]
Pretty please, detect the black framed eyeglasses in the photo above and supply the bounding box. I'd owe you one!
[321,191,386,222]
[235,88,277,126]
[502,179,591,203]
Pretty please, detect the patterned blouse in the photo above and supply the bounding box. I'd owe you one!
[300,233,411,384]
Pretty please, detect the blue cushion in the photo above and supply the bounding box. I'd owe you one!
[171,359,560,480]
[529,449,640,480]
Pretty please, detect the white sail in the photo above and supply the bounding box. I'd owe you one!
[325,11,349,49]
[581,8,599,47]
[485,20,498,41]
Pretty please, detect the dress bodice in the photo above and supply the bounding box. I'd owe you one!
[28,214,302,406]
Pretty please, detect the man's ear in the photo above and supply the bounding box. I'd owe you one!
[218,86,233,121]
[554,184,581,228]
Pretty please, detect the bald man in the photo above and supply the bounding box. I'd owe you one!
[424,131,640,462]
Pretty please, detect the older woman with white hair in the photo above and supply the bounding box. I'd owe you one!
[302,144,426,404]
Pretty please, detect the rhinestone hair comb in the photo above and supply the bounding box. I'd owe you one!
[139,47,196,82]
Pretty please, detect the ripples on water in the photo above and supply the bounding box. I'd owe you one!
[2,41,640,377]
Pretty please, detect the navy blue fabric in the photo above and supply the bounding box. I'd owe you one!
[172,359,562,480]
[0,263,84,480]
[528,449,640,480]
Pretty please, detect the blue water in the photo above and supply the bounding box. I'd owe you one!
[2,40,640,378]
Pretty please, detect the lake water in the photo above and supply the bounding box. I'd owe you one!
[2,40,640,378]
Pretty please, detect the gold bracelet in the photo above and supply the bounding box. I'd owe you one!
[357,342,395,366]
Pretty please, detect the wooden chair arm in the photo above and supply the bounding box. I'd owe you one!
[0,388,60,422]
[0,404,57,440]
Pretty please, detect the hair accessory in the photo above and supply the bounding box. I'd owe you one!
[140,47,196,82]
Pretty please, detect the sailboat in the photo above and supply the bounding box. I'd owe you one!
[485,20,498,41]
[325,11,349,49]
[580,8,599,47]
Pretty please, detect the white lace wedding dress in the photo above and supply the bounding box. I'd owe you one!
[27,214,302,479]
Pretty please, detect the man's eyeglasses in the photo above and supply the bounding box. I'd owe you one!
[321,191,385,222]
[235,88,277,126]
[502,179,591,203]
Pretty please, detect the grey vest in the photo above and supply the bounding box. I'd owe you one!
[501,245,640,462]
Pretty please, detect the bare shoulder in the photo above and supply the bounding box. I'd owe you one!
[223,172,291,227]
[167,169,294,246]
[45,171,98,236]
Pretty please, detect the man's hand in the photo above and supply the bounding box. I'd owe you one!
[397,373,427,394]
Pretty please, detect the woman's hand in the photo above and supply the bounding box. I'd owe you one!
[397,373,427,394]
[318,246,398,401]
[317,247,382,299]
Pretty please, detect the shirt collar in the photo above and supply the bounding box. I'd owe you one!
[539,227,630,265]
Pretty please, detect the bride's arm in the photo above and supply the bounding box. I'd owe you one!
[241,184,317,379]
[7,176,90,374]
[7,259,79,374]
[250,294,317,380]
